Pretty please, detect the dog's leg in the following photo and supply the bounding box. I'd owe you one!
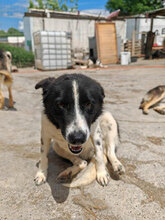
[0,79,4,109]
[143,94,165,114]
[107,141,125,175]
[92,125,110,186]
[153,104,165,115]
[0,90,4,109]
[53,143,87,182]
[100,111,125,175]
[8,87,13,108]
[106,128,125,175]
[34,133,51,185]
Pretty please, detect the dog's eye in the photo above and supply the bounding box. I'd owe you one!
[57,103,64,109]
[84,102,92,109]
[57,102,69,110]
[85,103,91,108]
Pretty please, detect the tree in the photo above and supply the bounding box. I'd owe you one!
[28,0,78,12]
[0,28,23,37]
[29,0,35,8]
[8,28,23,36]
[0,30,8,37]
[105,0,164,16]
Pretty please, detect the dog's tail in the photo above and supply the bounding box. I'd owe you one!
[63,155,108,188]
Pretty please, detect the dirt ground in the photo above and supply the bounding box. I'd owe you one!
[0,60,165,220]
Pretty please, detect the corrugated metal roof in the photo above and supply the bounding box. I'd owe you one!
[24,9,107,20]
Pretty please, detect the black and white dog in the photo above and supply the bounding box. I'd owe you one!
[34,74,125,187]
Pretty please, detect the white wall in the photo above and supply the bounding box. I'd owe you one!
[126,17,165,41]
[24,16,99,53]
[24,16,126,55]
[8,36,25,43]
[139,18,165,36]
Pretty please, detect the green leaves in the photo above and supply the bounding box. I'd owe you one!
[0,43,34,68]
[28,0,79,11]
[105,0,164,16]
[0,28,23,37]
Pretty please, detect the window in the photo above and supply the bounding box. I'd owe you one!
[162,28,165,35]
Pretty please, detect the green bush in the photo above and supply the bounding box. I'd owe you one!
[0,43,34,68]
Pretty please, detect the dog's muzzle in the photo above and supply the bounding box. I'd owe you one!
[67,130,86,145]
[67,130,87,154]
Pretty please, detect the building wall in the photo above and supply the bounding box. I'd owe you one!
[24,16,126,56]
[126,18,140,40]
[8,36,25,43]
[24,16,101,53]
[139,18,165,35]
[0,36,25,43]
[24,17,33,51]
[126,17,165,42]
[114,20,126,56]
[115,20,126,43]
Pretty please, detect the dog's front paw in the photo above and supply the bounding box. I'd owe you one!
[113,161,125,175]
[96,168,110,186]
[34,171,47,185]
[143,109,149,115]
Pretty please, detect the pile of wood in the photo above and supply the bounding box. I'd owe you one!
[124,40,142,56]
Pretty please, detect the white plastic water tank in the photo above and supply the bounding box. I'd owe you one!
[120,52,131,65]
[33,31,72,70]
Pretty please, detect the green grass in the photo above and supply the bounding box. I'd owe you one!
[0,43,34,68]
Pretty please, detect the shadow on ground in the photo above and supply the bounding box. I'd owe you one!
[47,149,71,203]
[46,146,121,204]
[3,98,17,111]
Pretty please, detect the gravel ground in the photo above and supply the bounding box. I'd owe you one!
[0,63,165,220]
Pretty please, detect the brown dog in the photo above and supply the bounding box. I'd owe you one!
[139,85,165,115]
[0,49,13,109]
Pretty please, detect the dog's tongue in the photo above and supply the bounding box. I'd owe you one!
[71,145,81,151]
[68,144,83,154]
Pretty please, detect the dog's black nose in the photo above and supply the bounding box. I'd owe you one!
[68,131,86,145]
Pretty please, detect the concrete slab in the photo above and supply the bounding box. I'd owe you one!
[0,65,165,219]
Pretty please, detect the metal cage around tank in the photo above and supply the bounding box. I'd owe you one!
[33,31,72,70]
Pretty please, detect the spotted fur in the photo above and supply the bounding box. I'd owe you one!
[34,74,125,187]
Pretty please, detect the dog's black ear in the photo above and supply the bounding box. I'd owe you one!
[97,84,105,103]
[100,86,105,99]
[35,77,56,90]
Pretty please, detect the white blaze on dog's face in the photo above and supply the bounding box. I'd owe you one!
[65,80,90,148]
[35,74,105,155]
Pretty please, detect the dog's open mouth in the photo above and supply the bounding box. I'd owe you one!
[68,144,83,154]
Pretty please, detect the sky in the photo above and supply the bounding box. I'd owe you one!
[0,0,108,31]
